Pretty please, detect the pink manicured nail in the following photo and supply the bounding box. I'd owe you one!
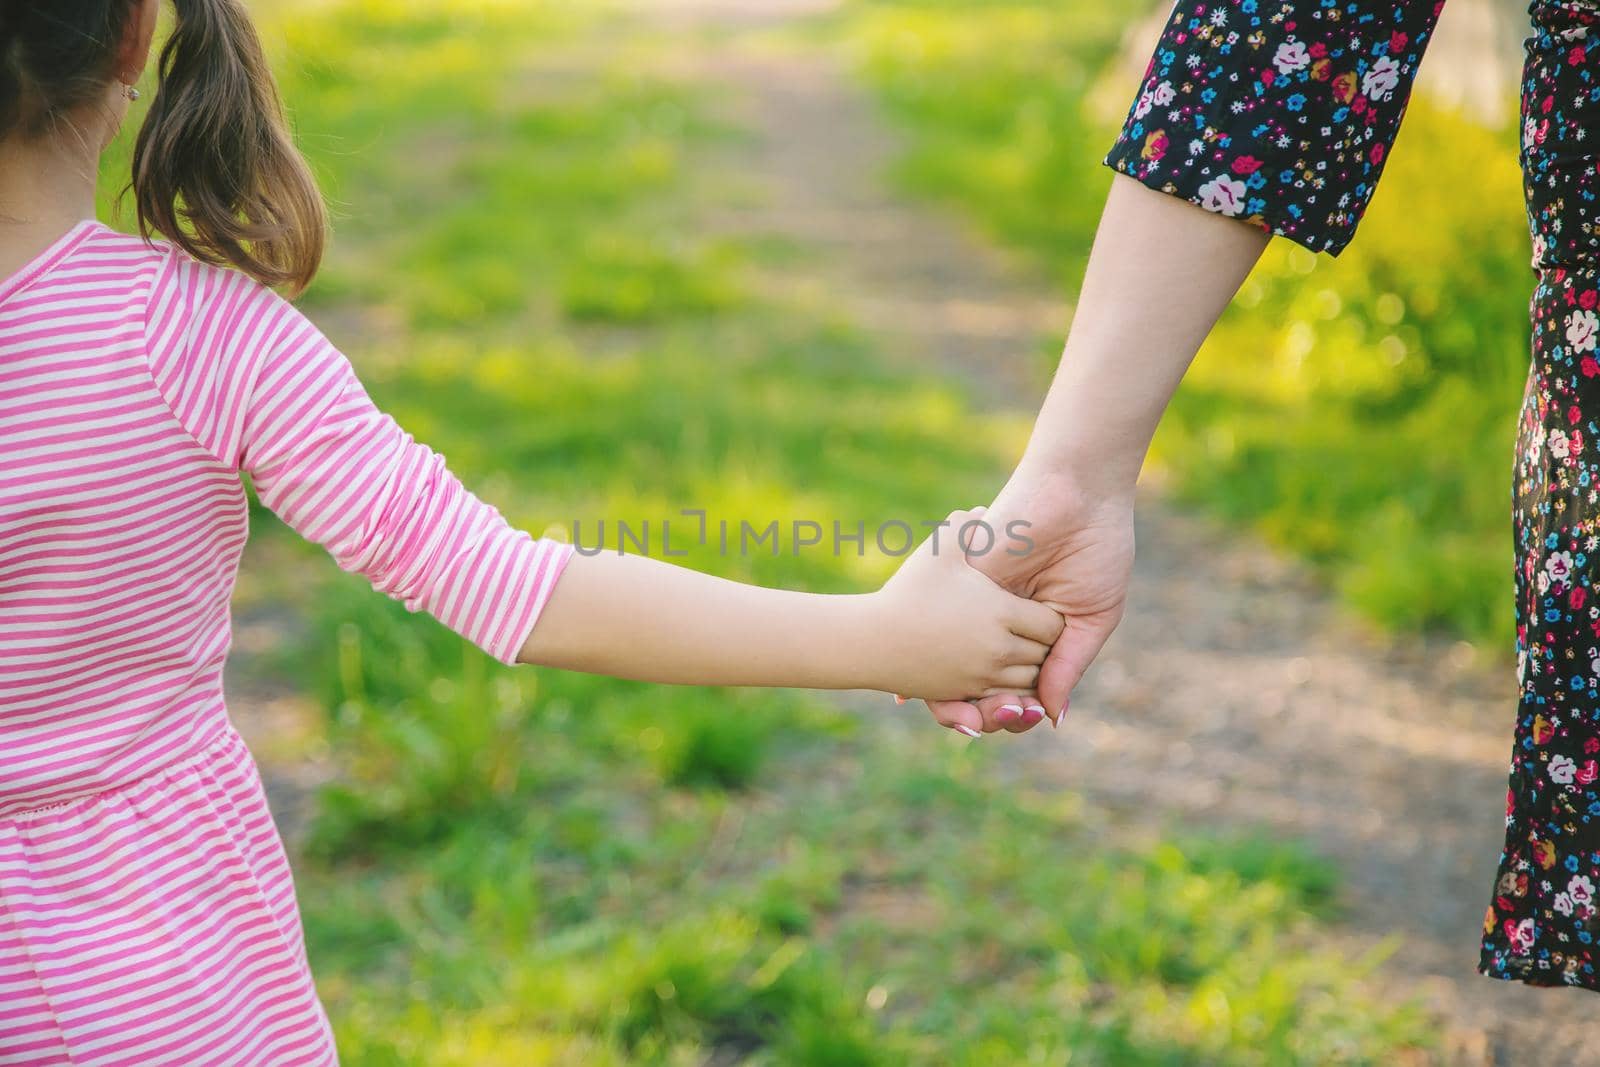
[995,704,1023,723]
[1021,707,1044,727]
[893,694,906,705]
[954,725,982,739]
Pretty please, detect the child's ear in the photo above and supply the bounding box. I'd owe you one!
[117,0,162,86]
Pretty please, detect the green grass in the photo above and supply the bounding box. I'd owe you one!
[94,0,1443,1060]
[839,0,1529,650]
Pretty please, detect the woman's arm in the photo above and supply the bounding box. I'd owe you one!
[950,176,1269,726]
[929,0,1451,731]
[1015,172,1269,504]
[1034,0,1449,500]
[518,510,1065,700]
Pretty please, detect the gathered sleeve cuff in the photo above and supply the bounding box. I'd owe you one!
[1101,1,1445,256]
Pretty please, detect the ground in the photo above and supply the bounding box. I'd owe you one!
[226,0,1597,1061]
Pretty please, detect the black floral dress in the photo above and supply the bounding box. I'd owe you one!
[1104,0,1600,990]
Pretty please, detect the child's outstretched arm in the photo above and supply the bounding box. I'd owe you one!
[170,260,1059,703]
[517,510,1064,700]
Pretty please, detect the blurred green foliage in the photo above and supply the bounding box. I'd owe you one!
[89,0,1447,1060]
[842,0,1529,649]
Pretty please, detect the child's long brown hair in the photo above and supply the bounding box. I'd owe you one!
[1,0,325,294]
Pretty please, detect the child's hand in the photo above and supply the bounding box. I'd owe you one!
[867,509,1064,702]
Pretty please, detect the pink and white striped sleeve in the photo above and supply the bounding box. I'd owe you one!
[151,255,572,665]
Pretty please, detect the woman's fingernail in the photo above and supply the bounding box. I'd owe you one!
[995,704,1023,722]
[954,725,982,739]
[893,694,906,705]
[1021,707,1044,727]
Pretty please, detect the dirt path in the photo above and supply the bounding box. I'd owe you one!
[613,0,1598,1061]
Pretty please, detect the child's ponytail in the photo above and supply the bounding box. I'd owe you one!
[132,0,326,295]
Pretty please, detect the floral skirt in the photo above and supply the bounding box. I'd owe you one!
[1474,0,1600,990]
[1479,268,1600,989]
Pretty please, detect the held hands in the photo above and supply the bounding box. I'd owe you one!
[920,473,1137,738]
[866,509,1065,706]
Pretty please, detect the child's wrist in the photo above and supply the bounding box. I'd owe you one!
[847,590,899,693]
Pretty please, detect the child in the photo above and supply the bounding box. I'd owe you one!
[0,1,1062,1063]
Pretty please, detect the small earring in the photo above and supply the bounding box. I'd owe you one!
[123,84,140,102]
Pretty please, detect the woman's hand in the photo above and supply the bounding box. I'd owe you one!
[868,508,1066,703]
[919,471,1135,736]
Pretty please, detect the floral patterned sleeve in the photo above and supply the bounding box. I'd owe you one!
[1103,1,1447,256]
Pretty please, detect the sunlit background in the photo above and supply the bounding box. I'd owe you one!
[90,0,1592,1061]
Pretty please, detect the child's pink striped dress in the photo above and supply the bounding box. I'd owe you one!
[0,220,573,1065]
